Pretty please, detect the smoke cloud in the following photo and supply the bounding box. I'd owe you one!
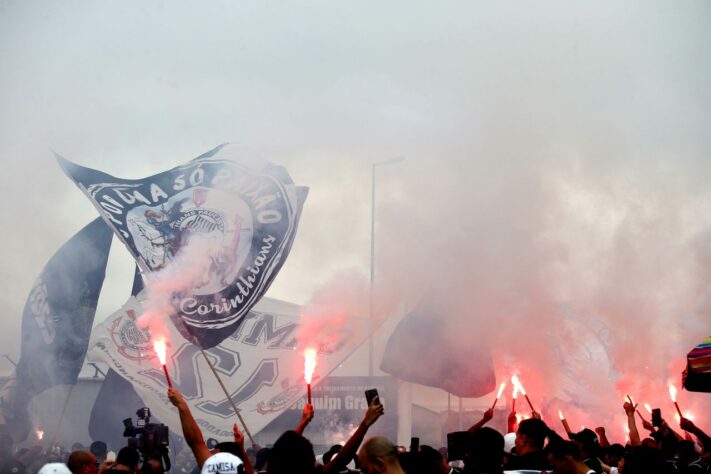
[1,0,710,447]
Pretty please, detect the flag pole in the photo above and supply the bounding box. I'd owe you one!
[192,337,256,446]
[48,383,76,449]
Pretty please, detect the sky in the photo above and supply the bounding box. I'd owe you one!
[1,0,711,438]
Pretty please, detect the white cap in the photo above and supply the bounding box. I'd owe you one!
[504,432,517,453]
[38,463,72,474]
[201,452,244,474]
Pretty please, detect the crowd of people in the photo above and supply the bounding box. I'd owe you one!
[1,389,709,474]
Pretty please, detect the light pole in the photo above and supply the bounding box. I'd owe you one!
[369,157,405,377]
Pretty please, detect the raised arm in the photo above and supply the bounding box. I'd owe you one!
[323,397,384,474]
[232,423,254,474]
[294,403,314,435]
[468,408,494,433]
[168,387,212,468]
[680,418,711,452]
[595,427,610,448]
[507,410,517,434]
[624,402,641,446]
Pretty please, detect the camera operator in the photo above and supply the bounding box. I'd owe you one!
[122,407,171,473]
[100,447,140,474]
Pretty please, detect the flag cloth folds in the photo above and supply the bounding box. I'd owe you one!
[57,144,308,348]
[0,218,112,441]
[86,294,367,440]
[683,336,711,393]
[380,303,496,398]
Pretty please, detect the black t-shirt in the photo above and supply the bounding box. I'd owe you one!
[583,457,603,474]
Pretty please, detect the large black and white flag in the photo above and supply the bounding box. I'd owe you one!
[58,145,308,348]
[0,218,112,441]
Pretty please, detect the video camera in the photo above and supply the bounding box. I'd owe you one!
[123,407,171,473]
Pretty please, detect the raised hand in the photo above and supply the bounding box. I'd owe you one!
[680,417,696,432]
[623,402,636,416]
[233,423,244,445]
[303,402,314,423]
[168,387,186,408]
[363,396,385,427]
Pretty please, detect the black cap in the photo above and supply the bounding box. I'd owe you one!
[570,428,599,449]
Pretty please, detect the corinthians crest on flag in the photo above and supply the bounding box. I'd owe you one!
[58,144,308,348]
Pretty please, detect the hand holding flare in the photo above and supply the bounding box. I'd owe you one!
[626,394,647,423]
[153,337,172,388]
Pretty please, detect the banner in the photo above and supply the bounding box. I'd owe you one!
[381,303,495,398]
[0,218,112,440]
[257,376,398,448]
[87,294,367,440]
[683,336,711,393]
[58,144,308,348]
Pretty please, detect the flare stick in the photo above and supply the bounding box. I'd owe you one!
[524,394,535,412]
[162,364,173,388]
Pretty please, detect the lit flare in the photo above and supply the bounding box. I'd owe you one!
[668,384,683,417]
[511,374,527,396]
[511,374,535,412]
[304,348,317,405]
[153,336,172,388]
[304,348,317,384]
[491,382,507,409]
[153,337,168,366]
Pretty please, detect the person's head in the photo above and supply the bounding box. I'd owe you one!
[603,443,625,467]
[545,441,585,474]
[266,431,315,474]
[201,452,244,474]
[215,442,245,462]
[254,448,270,471]
[412,446,448,474]
[569,428,599,458]
[322,445,342,465]
[658,432,680,459]
[468,427,504,473]
[515,419,547,455]
[89,441,107,463]
[66,450,98,474]
[38,463,72,474]
[115,447,141,473]
[358,436,402,474]
[640,437,658,449]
